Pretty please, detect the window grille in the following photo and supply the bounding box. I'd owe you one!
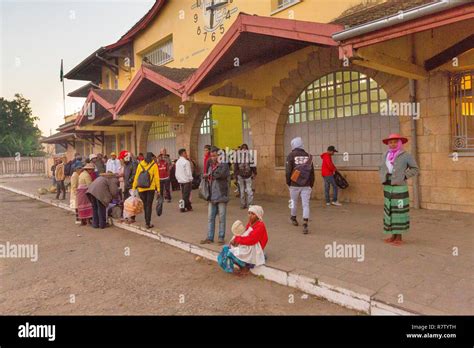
[143,38,173,66]
[450,70,474,151]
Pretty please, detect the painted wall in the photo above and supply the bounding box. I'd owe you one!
[128,0,361,73]
[211,105,243,150]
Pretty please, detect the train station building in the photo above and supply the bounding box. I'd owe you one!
[42,0,474,213]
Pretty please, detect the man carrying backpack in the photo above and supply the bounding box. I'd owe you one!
[286,137,315,234]
[234,143,257,209]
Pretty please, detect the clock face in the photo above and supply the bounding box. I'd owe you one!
[191,0,238,41]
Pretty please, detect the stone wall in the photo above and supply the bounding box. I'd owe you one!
[415,72,474,213]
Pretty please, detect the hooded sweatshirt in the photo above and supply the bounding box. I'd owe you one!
[320,153,336,177]
[285,138,315,187]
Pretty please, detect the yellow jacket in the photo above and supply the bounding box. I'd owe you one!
[132,160,160,193]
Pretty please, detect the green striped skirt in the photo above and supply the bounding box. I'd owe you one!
[383,184,410,234]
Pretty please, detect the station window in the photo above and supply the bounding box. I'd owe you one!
[288,70,389,124]
[149,121,176,141]
[450,70,474,152]
[143,37,173,66]
[200,110,212,135]
[271,0,301,14]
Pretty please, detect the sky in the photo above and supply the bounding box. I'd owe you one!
[1,0,154,136]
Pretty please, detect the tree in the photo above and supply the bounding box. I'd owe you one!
[0,94,44,157]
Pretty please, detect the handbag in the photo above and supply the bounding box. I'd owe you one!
[156,194,163,217]
[334,171,349,189]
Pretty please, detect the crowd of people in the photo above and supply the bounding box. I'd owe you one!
[50,132,418,275]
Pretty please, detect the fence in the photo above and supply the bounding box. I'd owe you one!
[0,157,48,176]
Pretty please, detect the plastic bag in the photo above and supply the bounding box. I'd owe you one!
[156,193,163,217]
[198,178,210,201]
[123,194,144,218]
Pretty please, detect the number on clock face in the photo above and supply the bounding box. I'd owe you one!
[191,0,237,41]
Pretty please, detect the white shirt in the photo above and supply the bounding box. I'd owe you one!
[386,154,394,174]
[175,157,193,184]
[106,158,121,174]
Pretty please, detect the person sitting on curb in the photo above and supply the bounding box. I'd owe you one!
[218,205,268,276]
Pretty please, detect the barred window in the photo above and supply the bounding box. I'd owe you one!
[242,111,250,130]
[278,0,298,8]
[200,110,212,135]
[143,37,173,66]
[149,121,175,141]
[451,70,474,151]
[288,71,389,124]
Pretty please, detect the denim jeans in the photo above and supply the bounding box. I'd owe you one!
[238,176,253,207]
[207,202,227,241]
[160,178,171,201]
[289,186,312,220]
[323,175,338,203]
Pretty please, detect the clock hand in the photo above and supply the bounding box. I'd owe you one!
[205,0,228,11]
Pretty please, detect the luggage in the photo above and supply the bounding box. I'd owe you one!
[334,171,349,189]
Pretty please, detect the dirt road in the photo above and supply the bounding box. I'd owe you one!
[0,189,357,315]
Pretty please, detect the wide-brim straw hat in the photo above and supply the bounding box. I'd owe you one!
[100,172,116,177]
[383,133,408,145]
[231,220,246,236]
[83,163,95,170]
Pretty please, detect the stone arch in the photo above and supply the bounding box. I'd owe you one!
[269,47,409,166]
[186,103,212,162]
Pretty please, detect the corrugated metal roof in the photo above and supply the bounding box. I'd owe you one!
[143,63,196,83]
[333,0,438,27]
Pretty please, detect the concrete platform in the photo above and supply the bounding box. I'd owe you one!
[1,176,472,315]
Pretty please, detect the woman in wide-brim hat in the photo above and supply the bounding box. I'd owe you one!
[379,134,419,246]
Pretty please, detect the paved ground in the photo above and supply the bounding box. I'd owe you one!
[1,177,473,314]
[0,189,357,315]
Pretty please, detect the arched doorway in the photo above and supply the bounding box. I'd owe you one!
[284,70,399,167]
[196,105,254,171]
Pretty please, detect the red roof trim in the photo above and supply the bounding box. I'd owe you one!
[75,90,116,126]
[184,14,343,96]
[340,3,474,49]
[113,65,184,118]
[105,0,167,51]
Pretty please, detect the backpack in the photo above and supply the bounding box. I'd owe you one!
[334,171,349,189]
[238,162,252,177]
[290,155,313,186]
[64,161,74,176]
[137,163,153,188]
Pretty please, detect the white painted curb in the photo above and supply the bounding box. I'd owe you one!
[0,184,418,315]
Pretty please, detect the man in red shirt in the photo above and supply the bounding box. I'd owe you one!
[321,146,342,206]
[157,149,172,202]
